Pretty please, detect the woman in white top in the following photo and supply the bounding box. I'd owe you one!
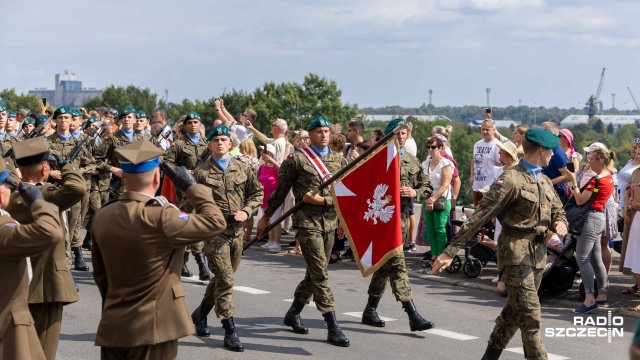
[422,137,453,266]
[618,139,640,209]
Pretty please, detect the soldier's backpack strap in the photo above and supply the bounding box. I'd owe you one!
[146,195,179,210]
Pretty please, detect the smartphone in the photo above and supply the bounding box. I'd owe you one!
[42,98,47,106]
[484,107,492,114]
[566,162,575,173]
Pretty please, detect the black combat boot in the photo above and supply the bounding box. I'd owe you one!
[72,247,90,271]
[181,252,193,277]
[221,317,244,352]
[322,312,350,347]
[362,295,385,327]
[194,253,212,281]
[481,344,503,360]
[191,300,214,337]
[402,300,434,331]
[283,299,309,334]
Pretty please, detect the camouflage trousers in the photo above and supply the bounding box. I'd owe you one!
[90,190,110,213]
[203,230,242,319]
[367,252,413,302]
[489,265,547,360]
[68,190,89,248]
[293,228,336,314]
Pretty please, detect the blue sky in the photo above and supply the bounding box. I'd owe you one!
[2,0,639,110]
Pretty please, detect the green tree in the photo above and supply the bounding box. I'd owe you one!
[83,85,159,114]
[0,88,41,112]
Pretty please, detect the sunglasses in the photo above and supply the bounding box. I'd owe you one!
[427,146,439,150]
[240,113,248,118]
[635,138,640,143]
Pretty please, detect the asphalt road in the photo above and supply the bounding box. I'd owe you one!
[59,248,636,360]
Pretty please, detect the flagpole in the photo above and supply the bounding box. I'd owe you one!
[243,117,414,251]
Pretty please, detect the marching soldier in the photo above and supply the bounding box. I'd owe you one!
[163,111,211,280]
[0,159,64,360]
[21,118,36,139]
[82,116,104,250]
[360,118,435,331]
[46,106,96,272]
[257,116,350,347]
[190,125,263,352]
[95,106,148,200]
[432,128,569,360]
[6,136,86,360]
[91,139,226,359]
[0,102,19,157]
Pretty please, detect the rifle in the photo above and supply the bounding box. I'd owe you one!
[151,124,172,149]
[63,124,102,164]
[194,148,212,170]
[3,118,51,158]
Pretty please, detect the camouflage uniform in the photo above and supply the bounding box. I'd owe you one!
[164,136,209,254]
[94,130,153,200]
[0,133,18,157]
[47,133,96,264]
[444,161,567,360]
[89,136,111,212]
[368,151,433,301]
[265,150,343,314]
[194,157,263,319]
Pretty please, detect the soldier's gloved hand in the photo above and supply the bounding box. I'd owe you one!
[160,162,195,192]
[18,182,44,207]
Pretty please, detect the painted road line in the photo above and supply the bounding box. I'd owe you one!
[284,299,316,307]
[422,328,479,340]
[233,286,271,294]
[505,348,569,360]
[342,312,397,322]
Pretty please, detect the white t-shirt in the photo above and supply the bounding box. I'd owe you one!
[267,137,287,164]
[472,138,501,191]
[405,138,417,157]
[234,124,253,142]
[422,157,453,199]
[619,160,640,208]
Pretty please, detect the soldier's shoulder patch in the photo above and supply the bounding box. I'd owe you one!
[5,222,18,228]
[495,180,504,186]
[179,212,189,221]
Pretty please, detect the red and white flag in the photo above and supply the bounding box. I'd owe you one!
[330,138,402,277]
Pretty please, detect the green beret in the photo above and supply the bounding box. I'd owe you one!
[0,101,5,112]
[119,106,136,119]
[384,118,405,135]
[525,128,560,149]
[184,111,202,124]
[84,116,99,130]
[36,115,49,126]
[22,119,35,127]
[307,116,330,131]
[207,125,230,141]
[53,106,72,119]
[70,108,82,118]
[135,110,148,119]
[6,110,16,119]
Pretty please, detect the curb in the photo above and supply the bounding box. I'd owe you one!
[248,246,640,319]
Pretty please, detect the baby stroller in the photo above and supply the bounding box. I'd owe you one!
[447,206,498,278]
[539,235,580,295]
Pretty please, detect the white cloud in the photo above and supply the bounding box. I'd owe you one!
[437,0,545,11]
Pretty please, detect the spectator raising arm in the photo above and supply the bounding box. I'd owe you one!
[246,120,269,144]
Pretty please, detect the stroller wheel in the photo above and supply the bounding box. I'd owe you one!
[578,279,599,301]
[463,259,483,278]
[445,255,462,273]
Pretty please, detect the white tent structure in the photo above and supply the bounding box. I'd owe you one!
[560,115,640,130]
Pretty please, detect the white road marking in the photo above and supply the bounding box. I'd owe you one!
[505,348,569,360]
[284,299,316,307]
[422,328,479,340]
[342,312,397,322]
[233,286,270,294]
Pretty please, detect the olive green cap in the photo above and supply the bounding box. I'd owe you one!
[53,106,72,119]
[206,125,230,141]
[307,116,330,131]
[384,118,404,135]
[13,136,51,167]
[525,128,560,149]
[115,139,164,173]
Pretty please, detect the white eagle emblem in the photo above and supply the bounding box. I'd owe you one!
[364,184,395,225]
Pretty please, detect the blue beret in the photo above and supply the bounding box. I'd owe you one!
[53,106,72,119]
[207,125,230,141]
[525,128,560,149]
[184,111,202,124]
[6,110,16,119]
[119,106,136,119]
[384,118,404,135]
[0,101,6,112]
[307,116,330,131]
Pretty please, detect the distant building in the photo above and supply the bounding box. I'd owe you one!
[28,71,102,108]
[364,114,451,122]
[560,115,640,131]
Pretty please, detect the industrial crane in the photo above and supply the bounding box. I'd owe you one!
[586,67,606,118]
[627,87,640,112]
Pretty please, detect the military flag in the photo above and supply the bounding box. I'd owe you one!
[331,137,402,277]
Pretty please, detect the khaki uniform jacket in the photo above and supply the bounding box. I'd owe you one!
[6,164,86,304]
[445,162,567,270]
[0,201,62,360]
[91,184,226,347]
[0,134,18,158]
[193,158,263,236]
[265,149,343,232]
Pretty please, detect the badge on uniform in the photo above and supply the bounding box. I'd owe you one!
[179,212,189,221]
[5,222,18,227]
[496,180,503,186]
